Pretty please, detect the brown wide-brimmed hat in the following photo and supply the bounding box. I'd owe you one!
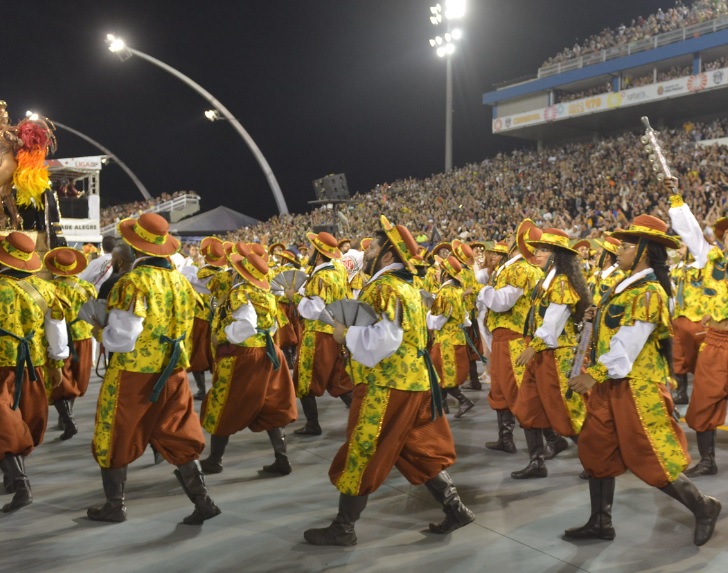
[0,232,42,272]
[360,237,372,251]
[714,217,728,238]
[529,228,579,255]
[230,252,270,290]
[451,239,474,267]
[278,250,299,266]
[306,231,341,259]
[200,237,227,268]
[572,239,591,251]
[437,254,463,281]
[268,242,285,255]
[337,238,351,248]
[486,240,509,255]
[516,219,541,263]
[380,215,419,273]
[611,214,681,249]
[44,247,88,276]
[431,242,451,257]
[596,235,621,255]
[118,213,180,256]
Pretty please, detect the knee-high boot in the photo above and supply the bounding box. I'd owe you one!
[0,455,32,513]
[54,399,78,441]
[461,361,482,391]
[424,470,476,534]
[673,373,689,405]
[339,391,353,409]
[543,428,569,460]
[511,428,548,479]
[564,477,616,540]
[684,430,718,477]
[660,473,722,546]
[485,409,517,453]
[447,387,474,418]
[304,493,368,546]
[192,371,206,400]
[262,428,292,475]
[199,435,229,474]
[174,460,221,525]
[294,394,322,435]
[441,389,450,414]
[87,466,127,522]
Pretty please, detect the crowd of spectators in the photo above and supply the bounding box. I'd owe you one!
[100,190,199,228]
[542,1,728,71]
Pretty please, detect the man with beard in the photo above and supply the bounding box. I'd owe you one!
[303,216,474,546]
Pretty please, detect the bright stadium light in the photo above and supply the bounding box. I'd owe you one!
[104,33,289,215]
[204,109,223,121]
[428,0,466,172]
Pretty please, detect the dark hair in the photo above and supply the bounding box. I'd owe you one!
[646,240,673,368]
[373,230,403,265]
[553,249,592,323]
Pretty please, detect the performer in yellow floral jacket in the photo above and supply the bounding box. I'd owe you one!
[304,216,473,546]
[567,214,721,547]
[89,213,220,526]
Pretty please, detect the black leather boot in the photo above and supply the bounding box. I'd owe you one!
[282,346,297,370]
[485,409,517,453]
[448,387,474,418]
[199,435,229,474]
[660,473,722,546]
[461,361,482,391]
[0,455,32,512]
[543,428,569,460]
[441,389,450,414]
[192,371,206,400]
[339,391,353,409]
[564,476,616,540]
[684,430,718,477]
[262,428,292,475]
[424,470,475,533]
[294,394,322,435]
[87,466,127,522]
[304,493,368,546]
[673,373,689,405]
[54,399,78,441]
[174,460,221,525]
[511,428,548,479]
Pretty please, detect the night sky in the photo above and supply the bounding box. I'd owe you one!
[5,0,669,220]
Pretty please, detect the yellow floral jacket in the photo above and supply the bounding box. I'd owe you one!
[431,282,467,346]
[302,264,350,335]
[53,276,96,341]
[486,258,543,334]
[216,280,281,348]
[671,262,704,322]
[106,263,196,373]
[348,271,430,392]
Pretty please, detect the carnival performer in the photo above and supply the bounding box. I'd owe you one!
[199,245,297,476]
[186,236,228,400]
[667,182,728,477]
[87,213,220,525]
[669,243,706,406]
[0,232,67,512]
[477,219,543,454]
[303,216,474,546]
[512,228,590,479]
[566,213,721,546]
[427,255,475,418]
[44,246,96,440]
[272,249,304,369]
[587,235,624,307]
[289,231,353,436]
[573,239,593,278]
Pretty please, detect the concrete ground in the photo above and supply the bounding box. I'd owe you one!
[1,372,726,573]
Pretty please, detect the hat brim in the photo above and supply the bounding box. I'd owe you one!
[306,232,342,259]
[527,239,579,255]
[118,218,180,256]
[230,255,270,290]
[44,247,89,276]
[516,219,538,263]
[0,250,42,272]
[610,230,681,249]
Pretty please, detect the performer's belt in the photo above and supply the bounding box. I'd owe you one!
[150,333,186,403]
[0,328,37,410]
[257,328,280,371]
[418,348,443,420]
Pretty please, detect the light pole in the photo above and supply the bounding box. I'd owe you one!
[105,34,289,215]
[27,112,152,200]
[429,1,466,173]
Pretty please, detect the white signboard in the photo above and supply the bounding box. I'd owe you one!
[61,218,102,243]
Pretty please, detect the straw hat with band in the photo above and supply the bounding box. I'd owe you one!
[268,242,285,255]
[451,239,474,267]
[431,242,451,257]
[572,239,591,252]
[409,253,428,268]
[516,219,541,263]
[337,238,351,248]
[528,228,579,255]
[487,240,509,255]
[201,238,227,268]
[379,215,420,273]
[360,237,372,251]
[222,241,236,258]
[469,241,486,251]
[306,231,342,260]
[0,232,42,272]
[118,213,180,257]
[230,252,270,291]
[242,242,268,261]
[436,254,462,282]
[611,214,680,275]
[596,235,621,256]
[278,250,300,266]
[713,217,728,239]
[44,247,88,276]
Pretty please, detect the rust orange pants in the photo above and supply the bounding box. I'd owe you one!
[685,328,728,432]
